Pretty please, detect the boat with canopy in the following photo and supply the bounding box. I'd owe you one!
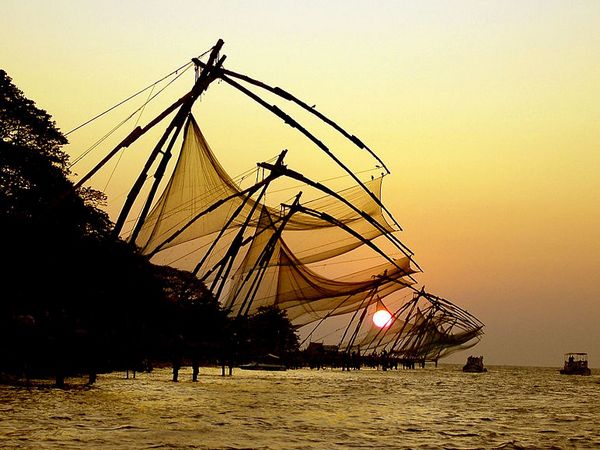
[560,353,591,375]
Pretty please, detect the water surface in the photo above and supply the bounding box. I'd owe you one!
[1,365,599,449]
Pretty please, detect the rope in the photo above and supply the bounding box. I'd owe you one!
[66,63,190,137]
[69,65,192,168]
[65,47,214,136]
[102,84,157,192]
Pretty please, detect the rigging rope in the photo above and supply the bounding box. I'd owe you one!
[64,47,214,137]
[65,62,191,137]
[102,84,158,191]
[69,66,193,169]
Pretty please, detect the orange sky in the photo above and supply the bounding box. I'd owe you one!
[2,0,599,366]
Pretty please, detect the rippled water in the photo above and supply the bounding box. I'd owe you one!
[1,365,599,449]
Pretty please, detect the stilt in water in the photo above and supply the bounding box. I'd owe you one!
[55,371,65,388]
[172,362,180,382]
[192,358,199,382]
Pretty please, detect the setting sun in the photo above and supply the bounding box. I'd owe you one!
[373,310,393,328]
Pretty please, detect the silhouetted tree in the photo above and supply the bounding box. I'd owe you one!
[0,70,164,383]
[0,70,295,383]
[240,306,300,365]
[152,265,227,367]
[0,69,68,170]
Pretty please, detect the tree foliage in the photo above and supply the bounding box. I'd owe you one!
[233,306,300,365]
[0,69,68,171]
[0,69,298,381]
[152,265,227,362]
[0,70,167,379]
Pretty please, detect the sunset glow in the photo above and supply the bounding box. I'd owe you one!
[1,0,599,367]
[373,310,393,328]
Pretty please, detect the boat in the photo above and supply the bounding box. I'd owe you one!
[71,39,485,362]
[462,355,487,372]
[239,354,287,371]
[238,362,287,371]
[560,352,591,375]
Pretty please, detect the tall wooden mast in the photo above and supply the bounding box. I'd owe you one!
[113,39,225,241]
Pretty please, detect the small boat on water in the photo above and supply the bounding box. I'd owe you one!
[238,362,287,371]
[560,352,591,375]
[238,353,287,371]
[462,355,487,373]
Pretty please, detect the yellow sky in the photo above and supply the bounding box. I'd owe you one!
[2,0,599,366]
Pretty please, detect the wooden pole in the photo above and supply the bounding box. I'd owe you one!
[236,192,302,317]
[213,72,406,234]
[147,174,275,257]
[295,204,415,279]
[257,162,418,263]
[338,288,377,351]
[113,39,225,239]
[191,190,255,277]
[192,61,391,175]
[73,95,188,190]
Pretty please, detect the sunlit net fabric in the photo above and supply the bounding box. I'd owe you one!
[280,177,396,264]
[128,113,482,358]
[337,292,484,359]
[276,250,415,327]
[150,232,237,278]
[221,206,280,313]
[222,205,416,326]
[285,176,393,231]
[80,42,487,365]
[336,301,415,351]
[134,116,254,254]
[133,115,395,260]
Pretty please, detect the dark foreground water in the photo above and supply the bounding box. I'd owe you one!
[1,365,599,449]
